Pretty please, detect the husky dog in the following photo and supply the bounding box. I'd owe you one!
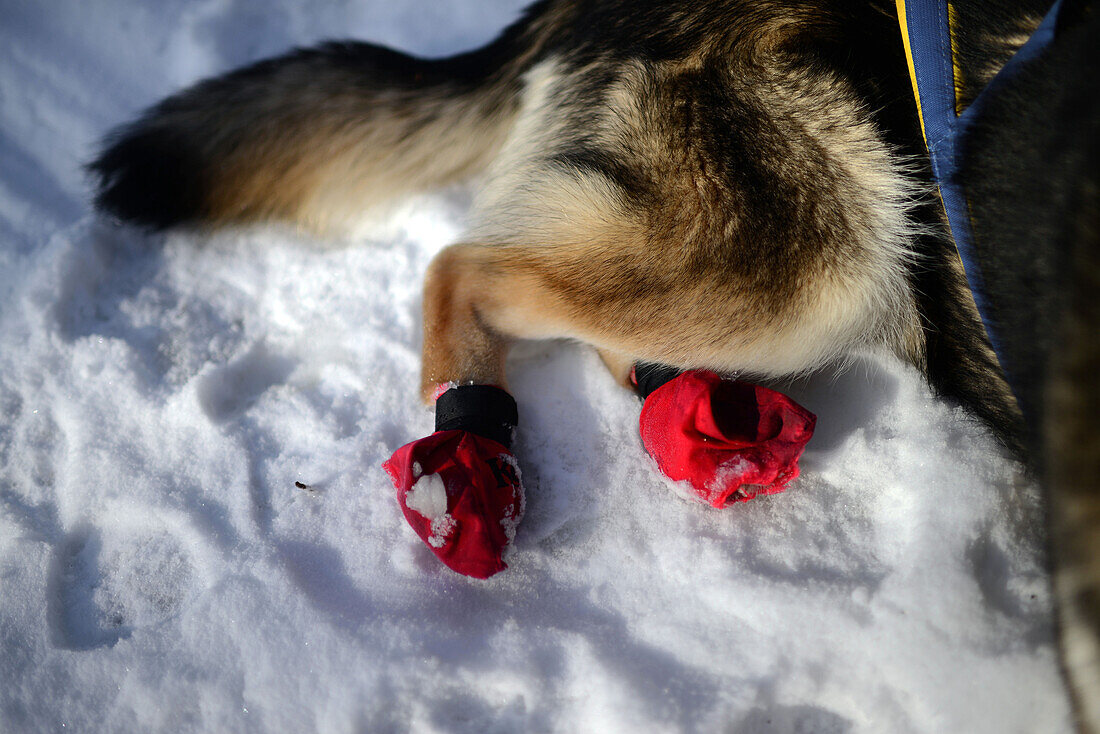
[90,0,1098,728]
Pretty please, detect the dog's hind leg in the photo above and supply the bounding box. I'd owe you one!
[419,244,516,401]
[419,240,691,402]
[418,241,621,401]
[421,242,674,397]
[418,233,868,402]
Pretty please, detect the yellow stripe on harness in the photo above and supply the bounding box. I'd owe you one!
[946,1,964,114]
[895,0,927,140]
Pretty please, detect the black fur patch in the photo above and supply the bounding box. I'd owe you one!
[90,121,207,230]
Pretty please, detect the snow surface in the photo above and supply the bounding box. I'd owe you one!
[0,1,1074,732]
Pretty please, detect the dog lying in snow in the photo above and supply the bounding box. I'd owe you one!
[90,0,1098,727]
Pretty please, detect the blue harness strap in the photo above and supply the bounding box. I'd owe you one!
[895,0,1064,389]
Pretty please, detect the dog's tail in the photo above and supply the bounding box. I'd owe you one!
[91,6,553,232]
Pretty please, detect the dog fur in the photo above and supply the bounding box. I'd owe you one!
[957,1,1100,725]
[90,0,1098,728]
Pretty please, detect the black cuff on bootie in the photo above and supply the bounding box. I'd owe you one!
[632,362,681,399]
[435,385,518,448]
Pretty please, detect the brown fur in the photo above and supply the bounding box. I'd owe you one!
[441,45,924,394]
[181,56,520,229]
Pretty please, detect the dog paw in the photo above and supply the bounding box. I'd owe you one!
[383,430,524,579]
[638,370,816,507]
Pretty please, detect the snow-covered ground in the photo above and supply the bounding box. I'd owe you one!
[0,1,1073,732]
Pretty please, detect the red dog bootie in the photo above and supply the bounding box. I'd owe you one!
[634,366,816,507]
[383,385,523,579]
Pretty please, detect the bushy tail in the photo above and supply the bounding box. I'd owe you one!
[91,12,547,231]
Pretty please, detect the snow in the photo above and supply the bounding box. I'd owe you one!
[0,1,1073,732]
[405,473,456,548]
[406,474,449,521]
